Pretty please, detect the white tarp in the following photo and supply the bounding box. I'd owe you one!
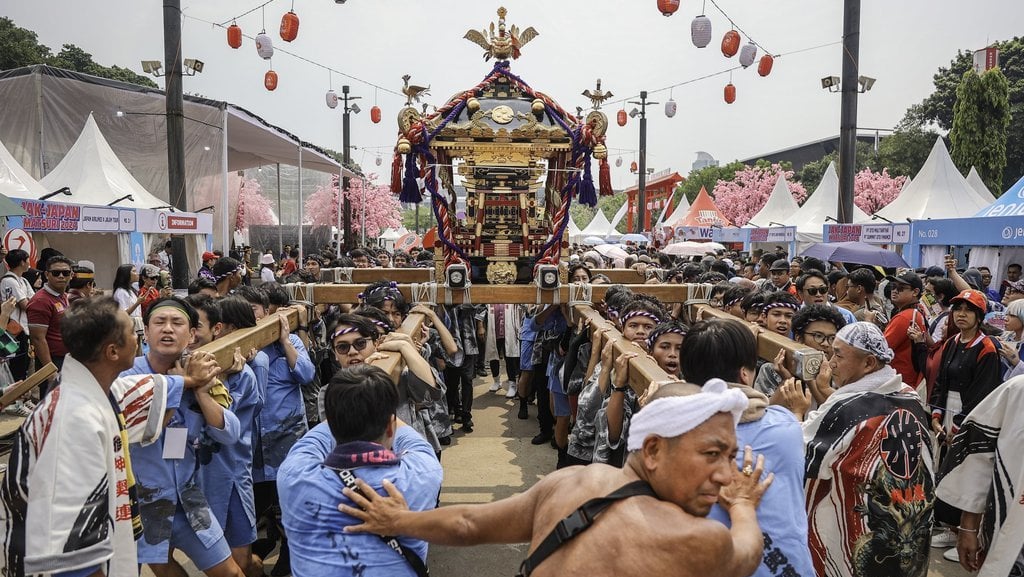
[747,173,800,228]
[966,166,997,204]
[38,113,169,209]
[607,202,627,240]
[0,139,49,199]
[875,137,991,222]
[567,214,583,244]
[783,162,870,244]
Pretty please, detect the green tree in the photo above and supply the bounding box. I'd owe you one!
[677,161,746,203]
[569,193,629,234]
[875,128,940,178]
[0,17,52,70]
[950,68,1011,193]
[797,143,873,193]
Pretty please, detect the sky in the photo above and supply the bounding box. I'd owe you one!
[3,0,1023,189]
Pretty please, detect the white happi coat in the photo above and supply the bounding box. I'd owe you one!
[0,356,176,577]
[936,375,1024,577]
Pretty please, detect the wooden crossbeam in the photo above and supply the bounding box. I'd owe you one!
[287,283,707,305]
[320,268,434,284]
[588,268,662,284]
[573,305,674,395]
[689,305,826,374]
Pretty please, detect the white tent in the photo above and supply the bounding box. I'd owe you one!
[39,113,168,209]
[606,202,627,240]
[747,173,800,227]
[966,166,997,204]
[875,138,991,222]
[579,209,615,240]
[0,139,50,199]
[661,194,691,228]
[782,162,870,244]
[567,214,584,244]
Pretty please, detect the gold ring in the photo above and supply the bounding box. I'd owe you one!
[742,465,754,477]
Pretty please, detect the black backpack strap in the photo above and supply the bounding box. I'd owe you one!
[517,480,655,577]
[337,468,430,577]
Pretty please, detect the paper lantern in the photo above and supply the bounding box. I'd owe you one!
[265,70,278,91]
[664,99,677,118]
[724,83,736,104]
[370,105,382,124]
[376,156,383,166]
[617,109,627,127]
[758,54,775,77]
[255,32,274,60]
[739,42,757,68]
[721,30,740,58]
[227,23,242,49]
[279,10,299,42]
[615,157,623,167]
[691,15,712,48]
[657,0,680,16]
[326,90,338,109]
[630,161,638,173]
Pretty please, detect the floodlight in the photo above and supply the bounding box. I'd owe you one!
[628,107,640,118]
[141,60,163,76]
[183,58,205,75]
[349,102,361,114]
[820,76,840,92]
[858,76,876,92]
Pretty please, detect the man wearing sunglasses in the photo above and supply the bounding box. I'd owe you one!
[27,255,73,395]
[796,271,855,326]
[883,271,929,388]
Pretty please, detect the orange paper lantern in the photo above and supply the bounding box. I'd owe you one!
[721,30,740,58]
[758,54,775,77]
[227,23,242,49]
[370,105,382,124]
[630,161,638,173]
[617,109,628,127]
[279,10,299,42]
[657,0,680,16]
[724,83,736,104]
[265,70,278,91]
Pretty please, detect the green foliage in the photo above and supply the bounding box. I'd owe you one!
[875,128,940,178]
[0,18,158,89]
[950,68,1011,193]
[797,143,873,193]
[677,161,746,202]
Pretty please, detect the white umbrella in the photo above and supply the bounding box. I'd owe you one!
[594,244,629,260]
[662,241,722,257]
[583,236,606,246]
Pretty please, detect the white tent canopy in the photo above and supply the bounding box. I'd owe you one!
[662,194,691,228]
[747,173,800,227]
[966,166,997,204]
[876,138,991,222]
[782,162,870,243]
[567,214,583,244]
[38,113,168,209]
[580,209,615,239]
[0,139,50,199]
[609,201,628,232]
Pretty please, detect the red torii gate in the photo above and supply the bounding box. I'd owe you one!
[623,169,684,232]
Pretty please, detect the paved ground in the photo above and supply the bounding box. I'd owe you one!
[2,376,970,576]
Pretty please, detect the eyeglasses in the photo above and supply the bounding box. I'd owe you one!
[803,287,829,296]
[48,269,73,277]
[804,331,837,346]
[333,337,372,355]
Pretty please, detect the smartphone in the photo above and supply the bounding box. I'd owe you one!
[793,349,824,382]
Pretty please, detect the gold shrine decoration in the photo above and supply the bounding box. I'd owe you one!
[463,7,539,61]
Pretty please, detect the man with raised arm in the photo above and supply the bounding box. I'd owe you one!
[339,380,774,577]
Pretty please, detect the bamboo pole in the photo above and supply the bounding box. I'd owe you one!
[319,268,434,284]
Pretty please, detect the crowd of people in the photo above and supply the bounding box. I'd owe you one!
[0,239,1022,577]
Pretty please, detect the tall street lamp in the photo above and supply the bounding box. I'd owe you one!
[341,86,361,252]
[628,91,657,234]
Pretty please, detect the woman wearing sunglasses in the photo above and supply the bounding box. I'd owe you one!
[330,313,445,455]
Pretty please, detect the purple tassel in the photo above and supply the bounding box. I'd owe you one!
[578,155,597,207]
[399,153,421,203]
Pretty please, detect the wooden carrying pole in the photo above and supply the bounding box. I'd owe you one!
[689,305,826,374]
[572,305,674,395]
[286,283,705,305]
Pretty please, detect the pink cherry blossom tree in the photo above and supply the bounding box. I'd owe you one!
[304,174,402,240]
[854,168,906,214]
[235,178,277,231]
[711,164,807,226]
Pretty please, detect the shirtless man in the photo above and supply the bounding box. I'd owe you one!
[339,380,774,577]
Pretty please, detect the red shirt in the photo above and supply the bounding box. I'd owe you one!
[26,285,69,358]
[884,303,928,387]
[281,259,297,277]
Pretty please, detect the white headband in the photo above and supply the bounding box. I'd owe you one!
[627,378,749,452]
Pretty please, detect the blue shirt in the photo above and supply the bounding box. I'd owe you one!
[123,355,240,561]
[254,334,316,482]
[278,424,444,577]
[708,406,815,577]
[198,364,263,532]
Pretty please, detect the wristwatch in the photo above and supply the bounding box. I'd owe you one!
[611,385,630,393]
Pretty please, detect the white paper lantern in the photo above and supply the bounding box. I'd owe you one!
[664,99,677,118]
[739,42,758,68]
[376,156,383,166]
[255,32,274,60]
[691,15,712,48]
[615,157,623,167]
[326,90,338,109]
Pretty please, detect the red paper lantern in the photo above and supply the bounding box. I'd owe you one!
[370,105,382,124]
[630,161,638,173]
[617,109,628,127]
[721,30,740,58]
[724,83,736,104]
[279,10,299,42]
[657,0,680,16]
[265,70,278,91]
[758,54,775,77]
[227,23,242,49]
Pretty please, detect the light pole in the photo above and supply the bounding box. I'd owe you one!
[838,0,861,223]
[162,0,189,289]
[341,86,361,251]
[628,91,657,234]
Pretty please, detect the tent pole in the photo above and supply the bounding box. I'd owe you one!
[221,108,229,252]
[298,147,304,261]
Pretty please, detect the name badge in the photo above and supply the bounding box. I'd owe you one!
[162,427,188,460]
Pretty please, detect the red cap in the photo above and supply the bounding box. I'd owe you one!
[950,289,987,313]
[202,251,217,261]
